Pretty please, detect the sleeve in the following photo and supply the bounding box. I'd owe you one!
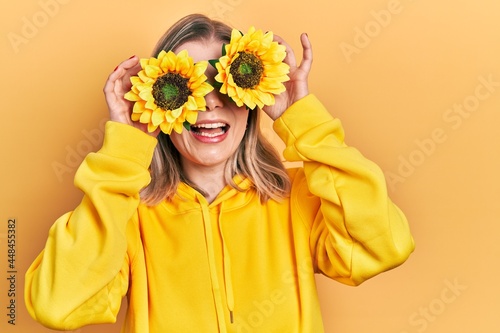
[24,121,157,330]
[273,94,415,286]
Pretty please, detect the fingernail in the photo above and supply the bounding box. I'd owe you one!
[129,55,136,59]
[113,65,119,72]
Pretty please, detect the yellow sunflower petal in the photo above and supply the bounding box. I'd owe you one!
[176,50,192,75]
[231,93,245,107]
[247,98,259,110]
[191,82,213,97]
[185,109,199,124]
[253,89,275,106]
[218,82,228,95]
[138,70,154,84]
[258,83,286,95]
[124,91,140,102]
[152,109,165,126]
[148,56,160,68]
[171,107,183,119]
[183,96,198,111]
[263,63,290,77]
[260,44,287,62]
[135,81,153,93]
[234,83,246,99]
[138,87,153,101]
[164,51,178,72]
[230,29,243,43]
[147,122,158,133]
[193,96,207,109]
[139,58,149,68]
[131,113,141,121]
[247,99,259,110]
[156,50,167,61]
[159,122,173,135]
[130,76,143,85]
[172,121,184,134]
[218,56,231,69]
[191,61,208,80]
[132,100,147,114]
[189,75,208,91]
[145,65,162,79]
[145,98,157,110]
[242,91,258,109]
[246,26,256,36]
[164,110,175,123]
[139,110,152,123]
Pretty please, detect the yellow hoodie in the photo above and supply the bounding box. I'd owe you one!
[25,95,414,332]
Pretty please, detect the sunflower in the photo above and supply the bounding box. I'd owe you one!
[213,27,290,110]
[124,50,213,134]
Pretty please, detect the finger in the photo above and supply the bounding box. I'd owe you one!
[118,55,140,71]
[114,78,124,98]
[298,33,313,74]
[103,73,116,99]
[103,56,140,96]
[109,56,140,81]
[121,57,142,78]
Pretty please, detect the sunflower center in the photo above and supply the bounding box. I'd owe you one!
[230,52,264,89]
[152,73,190,110]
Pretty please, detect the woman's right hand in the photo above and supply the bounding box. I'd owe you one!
[103,56,160,136]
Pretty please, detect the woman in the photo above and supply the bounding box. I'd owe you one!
[25,13,414,333]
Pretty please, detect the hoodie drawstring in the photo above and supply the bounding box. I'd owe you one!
[197,194,235,331]
[219,201,235,323]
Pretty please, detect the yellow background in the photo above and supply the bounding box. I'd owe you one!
[1,0,499,332]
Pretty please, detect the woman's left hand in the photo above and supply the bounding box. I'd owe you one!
[262,33,313,121]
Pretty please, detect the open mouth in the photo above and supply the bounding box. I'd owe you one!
[190,122,230,138]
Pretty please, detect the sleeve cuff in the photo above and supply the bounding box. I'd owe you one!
[99,121,158,169]
[273,94,335,147]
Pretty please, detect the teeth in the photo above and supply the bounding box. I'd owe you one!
[192,122,226,129]
[197,131,224,138]
[190,122,228,138]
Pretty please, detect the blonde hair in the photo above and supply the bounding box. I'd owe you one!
[140,14,291,205]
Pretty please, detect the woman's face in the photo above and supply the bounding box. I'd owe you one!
[169,38,250,172]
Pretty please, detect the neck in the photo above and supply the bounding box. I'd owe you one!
[182,163,228,203]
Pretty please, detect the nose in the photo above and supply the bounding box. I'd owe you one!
[204,89,224,111]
